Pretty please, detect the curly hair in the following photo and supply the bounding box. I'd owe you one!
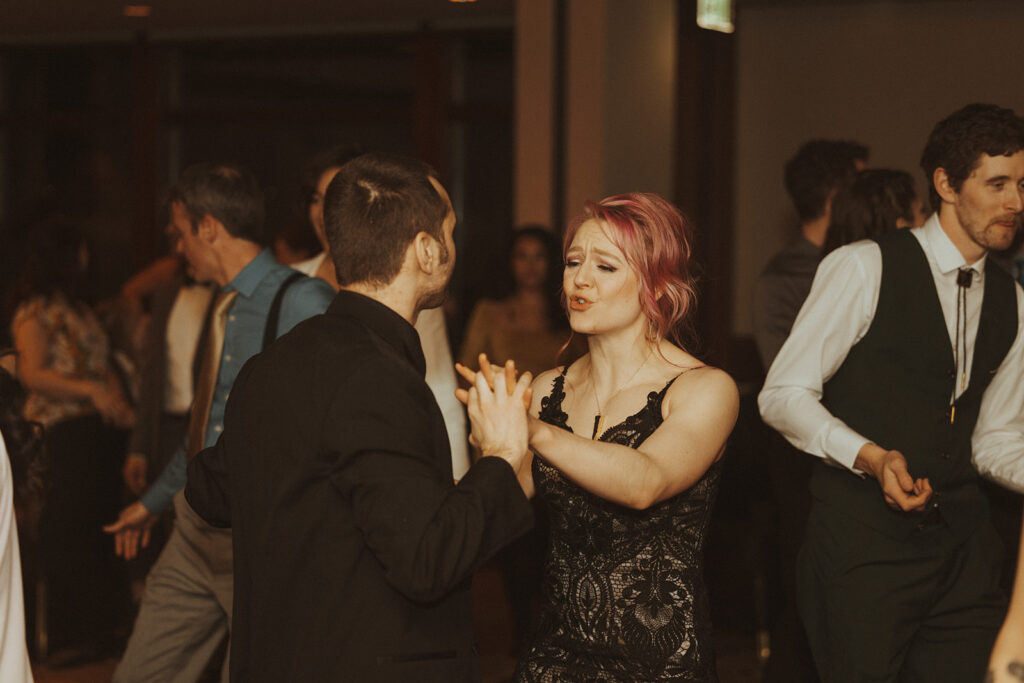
[920,103,1024,211]
[564,192,699,350]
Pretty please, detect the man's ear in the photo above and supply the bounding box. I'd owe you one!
[196,214,221,243]
[933,167,958,205]
[413,231,438,274]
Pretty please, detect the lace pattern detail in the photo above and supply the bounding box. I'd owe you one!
[518,368,720,682]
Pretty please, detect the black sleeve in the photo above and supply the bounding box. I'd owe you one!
[327,360,534,603]
[184,437,232,528]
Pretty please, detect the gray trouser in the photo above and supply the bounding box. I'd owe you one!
[113,490,234,683]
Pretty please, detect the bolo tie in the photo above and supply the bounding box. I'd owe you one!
[950,268,973,424]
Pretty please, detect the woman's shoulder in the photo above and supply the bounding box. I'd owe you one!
[11,294,56,329]
[663,363,739,414]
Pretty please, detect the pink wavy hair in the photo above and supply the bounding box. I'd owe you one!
[563,192,698,349]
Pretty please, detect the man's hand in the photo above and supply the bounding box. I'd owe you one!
[466,365,533,474]
[123,453,148,496]
[854,443,932,512]
[103,501,158,560]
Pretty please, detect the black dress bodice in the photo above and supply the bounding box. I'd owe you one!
[515,369,721,682]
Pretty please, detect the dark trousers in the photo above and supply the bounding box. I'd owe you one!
[798,501,1005,683]
[39,414,130,652]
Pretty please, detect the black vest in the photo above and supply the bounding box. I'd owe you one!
[814,228,1018,540]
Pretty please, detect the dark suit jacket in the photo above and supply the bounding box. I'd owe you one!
[185,290,533,683]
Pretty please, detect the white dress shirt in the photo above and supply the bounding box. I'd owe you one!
[294,252,470,478]
[163,283,213,414]
[759,213,1024,494]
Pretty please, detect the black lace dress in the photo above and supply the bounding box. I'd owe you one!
[515,369,721,682]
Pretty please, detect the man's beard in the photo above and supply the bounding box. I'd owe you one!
[418,281,449,311]
[960,207,1021,253]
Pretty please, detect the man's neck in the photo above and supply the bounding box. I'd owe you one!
[342,280,418,325]
[937,207,986,264]
[215,241,263,288]
[801,215,829,247]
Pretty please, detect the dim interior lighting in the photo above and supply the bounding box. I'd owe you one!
[697,0,734,34]
[123,5,153,18]
[449,0,477,3]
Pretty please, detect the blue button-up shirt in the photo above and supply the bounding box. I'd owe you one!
[141,250,334,513]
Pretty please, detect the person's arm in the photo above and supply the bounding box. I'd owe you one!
[971,285,1024,495]
[185,438,232,528]
[103,442,186,558]
[989,514,1024,682]
[758,243,880,470]
[328,361,533,604]
[416,308,470,479]
[757,242,933,512]
[527,367,738,509]
[13,313,132,426]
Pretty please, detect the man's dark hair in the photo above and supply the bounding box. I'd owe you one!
[824,168,918,256]
[168,162,266,245]
[920,103,1024,211]
[324,153,448,287]
[784,139,870,222]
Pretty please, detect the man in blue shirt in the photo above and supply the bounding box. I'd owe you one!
[104,163,334,682]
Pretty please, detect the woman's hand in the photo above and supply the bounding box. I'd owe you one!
[455,354,531,409]
[89,381,135,430]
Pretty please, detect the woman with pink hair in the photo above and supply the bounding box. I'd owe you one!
[461,192,737,681]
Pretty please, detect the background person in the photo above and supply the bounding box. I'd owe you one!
[823,167,926,256]
[8,214,134,666]
[760,103,1024,682]
[0,350,41,682]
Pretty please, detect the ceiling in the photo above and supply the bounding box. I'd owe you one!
[0,0,516,43]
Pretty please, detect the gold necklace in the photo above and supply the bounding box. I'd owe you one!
[591,350,652,439]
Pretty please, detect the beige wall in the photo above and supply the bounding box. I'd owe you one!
[733,1,1024,335]
[515,0,677,228]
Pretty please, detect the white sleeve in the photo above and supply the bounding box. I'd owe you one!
[758,241,881,471]
[0,432,33,683]
[415,308,470,480]
[971,284,1024,494]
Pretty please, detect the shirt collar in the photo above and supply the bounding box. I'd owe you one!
[327,290,426,376]
[921,212,988,277]
[226,249,278,298]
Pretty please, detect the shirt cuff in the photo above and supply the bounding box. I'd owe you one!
[823,423,870,474]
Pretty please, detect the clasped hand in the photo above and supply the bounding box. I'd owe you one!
[455,354,532,468]
[855,443,932,512]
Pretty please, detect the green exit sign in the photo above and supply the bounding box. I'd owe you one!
[697,0,734,33]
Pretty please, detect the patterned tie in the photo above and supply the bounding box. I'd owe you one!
[187,289,238,460]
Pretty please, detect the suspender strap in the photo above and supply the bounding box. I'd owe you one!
[262,271,305,351]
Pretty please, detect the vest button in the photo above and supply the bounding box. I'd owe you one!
[941,452,950,460]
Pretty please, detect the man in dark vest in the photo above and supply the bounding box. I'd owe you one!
[759,103,1024,682]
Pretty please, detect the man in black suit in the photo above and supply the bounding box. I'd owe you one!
[185,152,535,682]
